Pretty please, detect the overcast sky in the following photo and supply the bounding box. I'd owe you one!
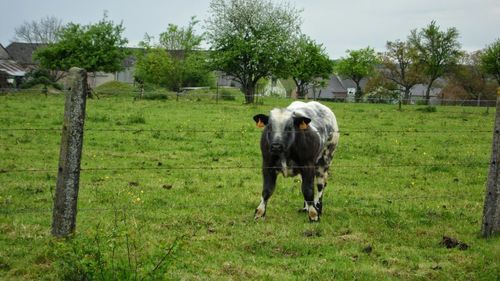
[1,0,499,58]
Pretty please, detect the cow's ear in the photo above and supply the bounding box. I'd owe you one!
[294,117,311,130]
[253,114,269,128]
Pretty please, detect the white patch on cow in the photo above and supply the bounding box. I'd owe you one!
[269,108,293,140]
[314,191,323,206]
[281,158,289,177]
[278,156,295,178]
[255,197,266,219]
[300,203,308,212]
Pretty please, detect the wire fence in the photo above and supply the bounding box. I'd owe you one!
[0,192,484,215]
[0,127,493,134]
[0,88,494,225]
[1,87,497,106]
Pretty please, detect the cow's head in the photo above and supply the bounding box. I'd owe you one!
[253,109,311,155]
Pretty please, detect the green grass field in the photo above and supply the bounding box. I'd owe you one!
[1,90,499,280]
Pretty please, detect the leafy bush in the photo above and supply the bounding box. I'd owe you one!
[53,221,187,281]
[134,49,215,92]
[364,86,399,104]
[127,114,146,124]
[20,68,63,90]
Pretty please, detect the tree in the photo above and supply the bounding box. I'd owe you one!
[205,0,301,103]
[136,18,213,91]
[13,15,62,44]
[408,21,462,104]
[159,16,203,52]
[380,40,423,104]
[480,39,500,85]
[13,15,65,83]
[446,51,495,103]
[33,14,128,85]
[134,47,172,86]
[334,47,379,102]
[159,18,211,91]
[289,35,333,98]
[364,72,399,103]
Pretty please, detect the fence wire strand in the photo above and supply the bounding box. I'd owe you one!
[0,127,493,134]
[0,161,489,174]
[1,87,497,104]
[0,193,483,215]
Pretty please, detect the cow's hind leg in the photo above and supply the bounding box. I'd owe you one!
[255,168,277,220]
[313,138,336,215]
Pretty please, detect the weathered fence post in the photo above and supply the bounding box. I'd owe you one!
[482,87,500,237]
[52,67,87,237]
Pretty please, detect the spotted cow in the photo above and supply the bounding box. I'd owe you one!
[253,101,339,222]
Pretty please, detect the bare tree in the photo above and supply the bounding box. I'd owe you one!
[13,15,62,44]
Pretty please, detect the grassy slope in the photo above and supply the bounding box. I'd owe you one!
[0,92,499,280]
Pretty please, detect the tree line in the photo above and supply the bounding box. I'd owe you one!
[13,0,500,104]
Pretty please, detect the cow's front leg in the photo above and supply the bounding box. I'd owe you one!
[255,167,277,220]
[301,168,319,222]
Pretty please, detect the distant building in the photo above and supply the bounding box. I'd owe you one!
[0,44,26,88]
[5,42,44,70]
[305,75,368,101]
[4,42,138,87]
[305,74,443,104]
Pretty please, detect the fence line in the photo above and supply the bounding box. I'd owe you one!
[0,127,493,134]
[1,87,497,104]
[0,161,489,174]
[2,85,497,237]
[0,193,484,215]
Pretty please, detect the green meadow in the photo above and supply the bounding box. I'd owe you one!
[0,89,499,280]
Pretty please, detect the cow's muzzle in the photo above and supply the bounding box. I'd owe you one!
[270,143,284,153]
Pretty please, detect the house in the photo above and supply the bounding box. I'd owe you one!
[0,44,26,88]
[5,42,43,71]
[304,73,444,104]
[5,42,137,87]
[407,82,442,104]
[305,75,368,102]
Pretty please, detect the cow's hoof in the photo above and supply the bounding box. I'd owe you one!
[254,207,266,220]
[308,206,320,222]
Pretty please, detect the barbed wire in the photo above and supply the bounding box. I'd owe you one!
[1,87,497,104]
[1,90,493,219]
[0,192,483,215]
[0,127,493,134]
[0,161,489,174]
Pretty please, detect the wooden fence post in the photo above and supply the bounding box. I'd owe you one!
[51,67,88,237]
[482,87,500,237]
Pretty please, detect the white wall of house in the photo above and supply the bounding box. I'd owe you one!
[87,72,115,87]
[115,67,135,84]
